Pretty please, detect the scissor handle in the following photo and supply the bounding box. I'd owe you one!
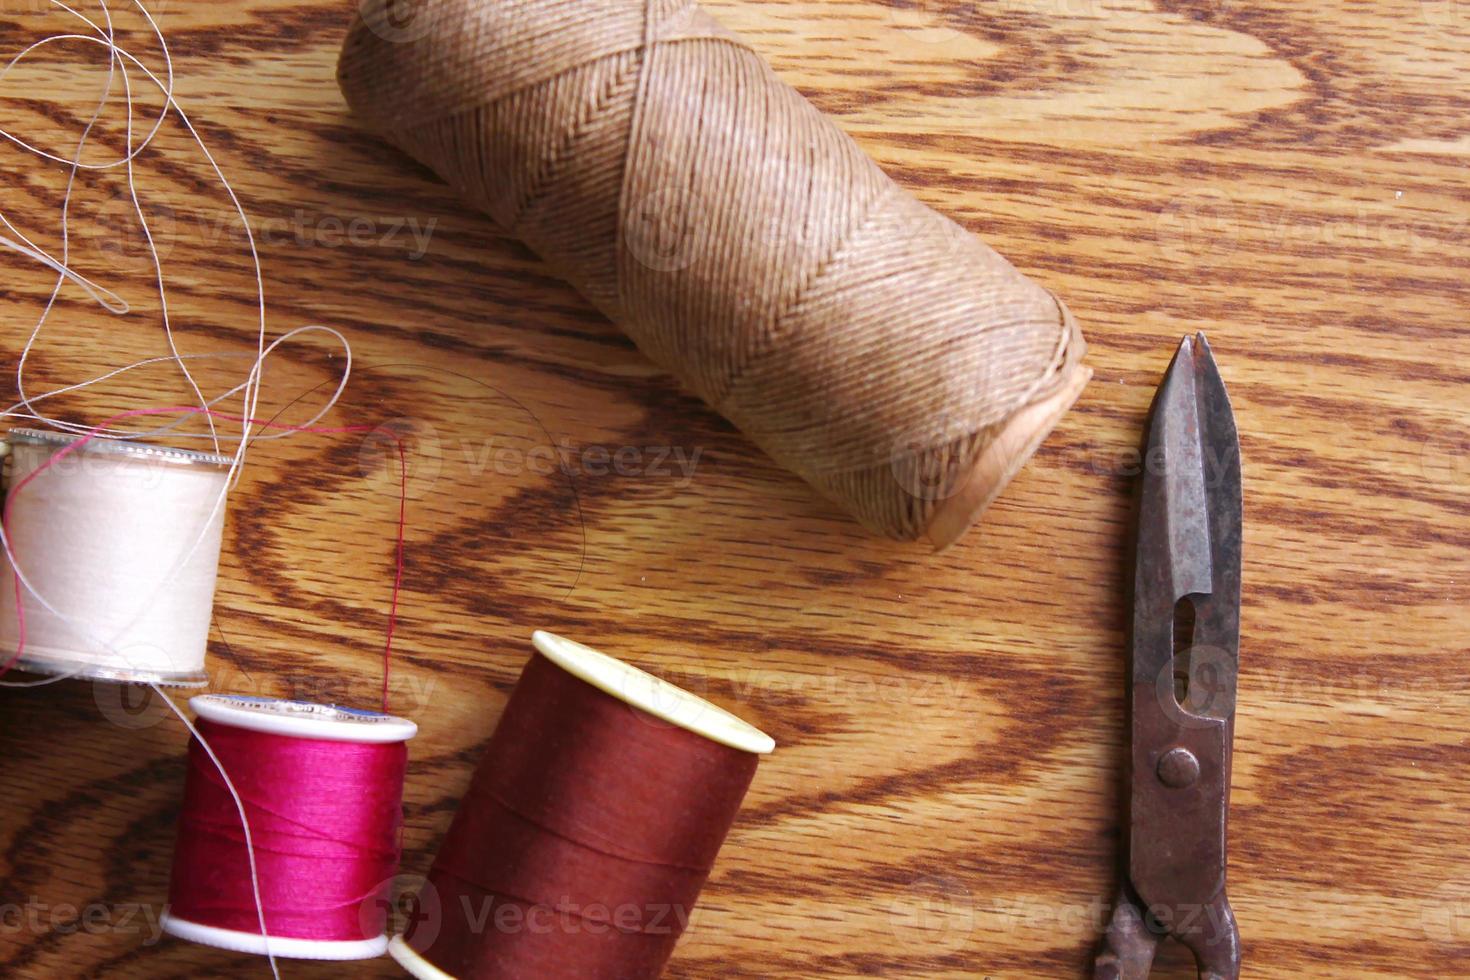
[1095,885,1241,980]
[1127,696,1232,911]
[1094,886,1158,979]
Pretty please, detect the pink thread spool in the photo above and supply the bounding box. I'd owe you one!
[161,695,418,960]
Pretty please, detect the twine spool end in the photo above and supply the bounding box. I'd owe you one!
[925,360,1093,552]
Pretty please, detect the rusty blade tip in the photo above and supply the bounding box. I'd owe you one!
[1169,332,1223,385]
[1172,330,1209,350]
[1191,330,1212,357]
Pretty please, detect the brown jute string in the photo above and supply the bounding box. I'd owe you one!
[338,0,1091,546]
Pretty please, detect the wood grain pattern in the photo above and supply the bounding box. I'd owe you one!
[0,0,1465,977]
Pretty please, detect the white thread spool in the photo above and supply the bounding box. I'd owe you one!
[0,427,231,685]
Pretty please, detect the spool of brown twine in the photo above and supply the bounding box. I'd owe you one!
[338,0,1091,547]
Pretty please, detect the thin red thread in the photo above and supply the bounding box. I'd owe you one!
[0,406,408,711]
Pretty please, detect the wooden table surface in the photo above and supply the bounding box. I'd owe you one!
[0,1,1466,977]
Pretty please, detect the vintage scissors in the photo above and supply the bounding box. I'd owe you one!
[1095,333,1243,979]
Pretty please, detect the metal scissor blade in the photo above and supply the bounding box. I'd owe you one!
[1108,333,1242,979]
[1151,334,1215,602]
[1132,332,1242,711]
[1098,335,1242,979]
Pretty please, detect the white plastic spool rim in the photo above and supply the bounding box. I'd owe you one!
[6,426,233,469]
[189,694,418,743]
[160,913,390,961]
[389,934,457,980]
[4,651,209,687]
[162,696,417,959]
[531,630,775,755]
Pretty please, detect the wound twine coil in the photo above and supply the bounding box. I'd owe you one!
[390,630,774,980]
[337,0,1091,547]
[0,428,231,685]
[162,695,417,960]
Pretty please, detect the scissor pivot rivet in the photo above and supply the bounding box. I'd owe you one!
[1157,747,1200,788]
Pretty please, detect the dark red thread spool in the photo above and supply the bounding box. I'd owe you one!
[389,631,775,979]
[162,695,417,960]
